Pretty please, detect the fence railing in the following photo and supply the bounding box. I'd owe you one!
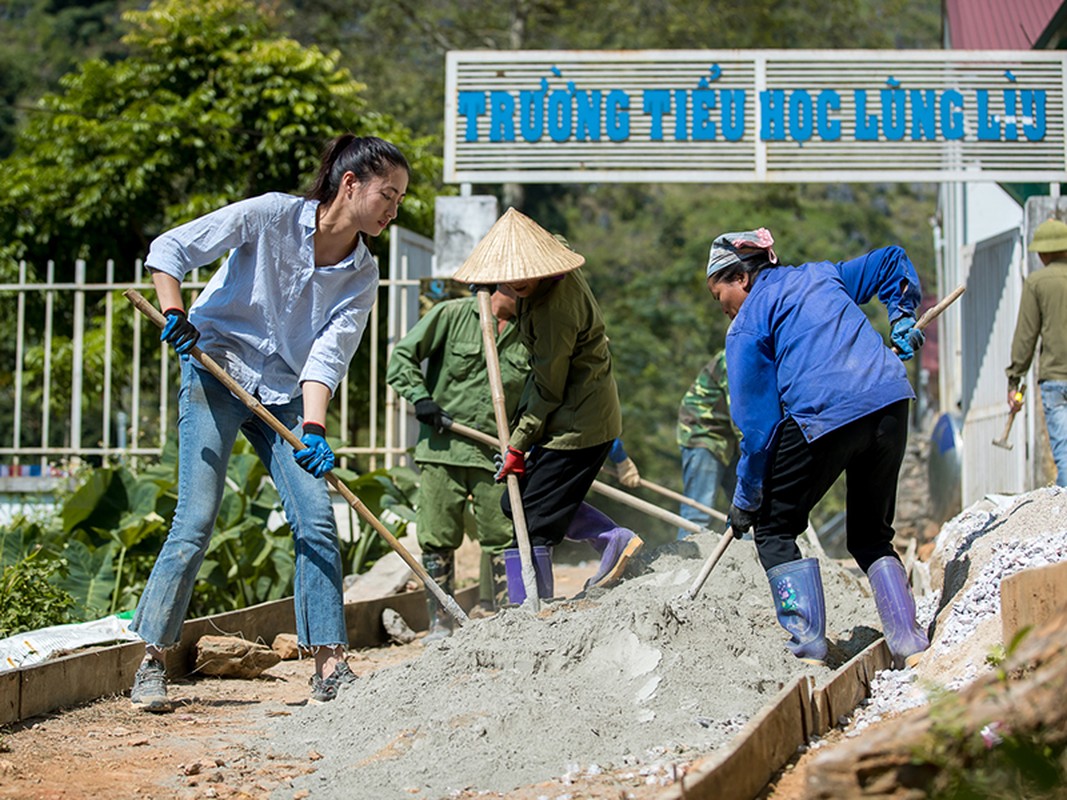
[0,226,432,483]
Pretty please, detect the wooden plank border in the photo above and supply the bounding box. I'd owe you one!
[0,586,477,726]
[661,639,890,800]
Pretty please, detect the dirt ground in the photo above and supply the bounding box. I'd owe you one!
[1,545,703,800]
[0,541,816,800]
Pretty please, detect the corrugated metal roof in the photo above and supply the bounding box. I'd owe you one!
[945,0,1063,49]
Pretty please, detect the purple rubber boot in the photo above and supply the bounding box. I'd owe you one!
[503,546,554,604]
[565,502,644,590]
[867,555,929,669]
[766,557,828,665]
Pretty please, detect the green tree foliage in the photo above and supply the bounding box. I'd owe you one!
[0,0,441,279]
[286,0,940,141]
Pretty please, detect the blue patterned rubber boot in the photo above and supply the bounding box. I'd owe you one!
[766,557,828,665]
[867,555,929,669]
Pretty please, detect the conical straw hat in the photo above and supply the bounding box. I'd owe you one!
[452,207,585,284]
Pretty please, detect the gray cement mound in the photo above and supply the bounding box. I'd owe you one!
[264,534,881,798]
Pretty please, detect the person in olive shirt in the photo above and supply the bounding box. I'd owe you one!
[386,288,527,639]
[460,215,642,602]
[1006,218,1067,487]
[676,348,739,539]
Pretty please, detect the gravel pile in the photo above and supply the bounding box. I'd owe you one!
[834,486,1067,741]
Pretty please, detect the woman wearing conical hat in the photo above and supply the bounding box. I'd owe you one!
[454,209,644,601]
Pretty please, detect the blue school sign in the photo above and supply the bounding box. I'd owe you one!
[443,50,1067,184]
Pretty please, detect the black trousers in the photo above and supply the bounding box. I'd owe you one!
[755,400,909,573]
[501,441,613,547]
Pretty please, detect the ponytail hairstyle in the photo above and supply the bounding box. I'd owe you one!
[305,134,410,204]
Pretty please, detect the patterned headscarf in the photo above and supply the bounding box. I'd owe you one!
[706,228,778,279]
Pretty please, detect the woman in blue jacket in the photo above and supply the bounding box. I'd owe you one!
[705,227,928,669]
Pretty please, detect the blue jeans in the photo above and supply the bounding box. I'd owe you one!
[1040,380,1067,487]
[131,362,347,650]
[678,446,737,539]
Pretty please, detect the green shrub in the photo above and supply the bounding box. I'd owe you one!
[0,548,76,638]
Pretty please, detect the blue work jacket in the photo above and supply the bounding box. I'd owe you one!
[727,246,921,512]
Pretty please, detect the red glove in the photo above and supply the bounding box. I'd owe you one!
[494,446,525,482]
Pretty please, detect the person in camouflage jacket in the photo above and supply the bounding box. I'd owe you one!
[676,349,739,538]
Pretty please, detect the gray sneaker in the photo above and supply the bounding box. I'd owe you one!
[130,658,173,713]
[309,661,358,704]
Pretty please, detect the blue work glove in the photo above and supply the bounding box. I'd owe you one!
[727,503,757,538]
[494,446,525,482]
[160,308,200,358]
[294,422,335,478]
[890,316,925,362]
[414,398,452,433]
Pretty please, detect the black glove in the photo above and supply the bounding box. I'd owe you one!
[414,398,451,432]
[160,308,200,358]
[727,503,758,538]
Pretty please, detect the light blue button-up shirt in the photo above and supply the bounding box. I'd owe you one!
[146,192,378,404]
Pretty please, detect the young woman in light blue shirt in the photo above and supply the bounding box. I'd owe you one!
[129,135,409,710]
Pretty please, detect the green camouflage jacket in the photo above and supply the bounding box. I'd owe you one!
[676,350,740,465]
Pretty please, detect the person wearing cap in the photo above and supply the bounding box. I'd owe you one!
[1006,218,1067,487]
[704,227,929,670]
[453,208,643,602]
[386,287,527,638]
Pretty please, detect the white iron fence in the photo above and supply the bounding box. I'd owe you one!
[0,226,433,485]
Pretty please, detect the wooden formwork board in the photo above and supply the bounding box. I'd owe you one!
[812,639,891,735]
[1001,561,1067,645]
[0,586,476,726]
[661,639,890,800]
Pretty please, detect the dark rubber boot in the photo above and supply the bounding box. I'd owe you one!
[503,546,554,604]
[767,557,828,665]
[422,550,454,643]
[867,555,929,669]
[565,502,644,589]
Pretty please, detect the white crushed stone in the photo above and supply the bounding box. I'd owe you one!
[841,486,1067,738]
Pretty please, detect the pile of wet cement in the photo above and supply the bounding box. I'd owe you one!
[264,535,882,798]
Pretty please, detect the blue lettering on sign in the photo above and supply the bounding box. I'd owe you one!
[457,91,485,142]
[548,89,573,142]
[910,90,936,140]
[817,91,840,141]
[789,90,814,144]
[489,91,515,142]
[941,89,964,140]
[881,89,906,141]
[575,91,602,141]
[643,88,747,141]
[761,89,786,141]
[606,90,630,141]
[456,81,1048,146]
[644,90,671,140]
[519,90,544,142]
